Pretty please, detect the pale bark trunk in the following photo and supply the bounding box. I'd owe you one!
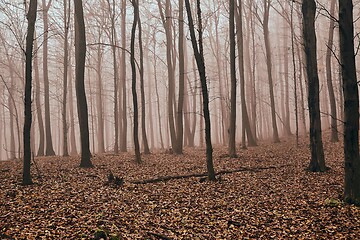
[42,0,55,156]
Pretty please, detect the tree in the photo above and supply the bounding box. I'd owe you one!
[325,0,339,143]
[339,0,360,204]
[130,0,141,163]
[119,0,127,152]
[255,0,280,143]
[302,0,326,172]
[235,0,256,147]
[74,0,93,167]
[185,0,216,181]
[23,0,37,185]
[228,0,237,157]
[138,6,150,154]
[62,0,70,156]
[42,0,56,156]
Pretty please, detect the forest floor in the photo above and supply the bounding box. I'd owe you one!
[1,136,360,239]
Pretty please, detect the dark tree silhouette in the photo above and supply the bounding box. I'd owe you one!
[302,0,326,172]
[74,0,93,167]
[185,0,216,181]
[339,0,360,204]
[23,0,37,185]
[130,0,141,163]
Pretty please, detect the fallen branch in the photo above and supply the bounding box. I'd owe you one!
[147,232,173,240]
[130,165,290,184]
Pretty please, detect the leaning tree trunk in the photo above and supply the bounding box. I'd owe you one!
[302,0,326,172]
[185,0,216,181]
[339,0,360,204]
[74,0,93,167]
[23,0,37,185]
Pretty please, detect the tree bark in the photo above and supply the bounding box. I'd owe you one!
[74,0,92,167]
[263,0,280,143]
[130,0,141,163]
[185,0,216,181]
[138,11,150,154]
[236,0,256,147]
[339,0,360,205]
[326,0,339,142]
[120,0,127,152]
[23,0,37,185]
[228,0,237,157]
[302,0,326,172]
[42,0,56,156]
[62,0,70,157]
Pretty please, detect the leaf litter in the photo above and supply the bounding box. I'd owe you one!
[0,137,359,239]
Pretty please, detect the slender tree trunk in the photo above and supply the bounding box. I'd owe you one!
[326,0,339,142]
[68,55,77,155]
[23,0,37,185]
[185,0,216,181]
[175,0,185,154]
[131,0,141,163]
[120,0,127,152]
[263,0,280,143]
[339,0,360,204]
[290,1,299,146]
[228,0,237,157]
[33,38,45,156]
[42,0,56,156]
[236,0,256,147]
[302,0,326,172]
[62,0,70,157]
[138,12,150,154]
[283,5,292,137]
[74,0,92,167]
[96,41,105,153]
[157,0,177,151]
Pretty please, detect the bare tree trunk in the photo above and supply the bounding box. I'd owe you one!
[157,0,177,151]
[138,12,150,154]
[228,0,237,157]
[130,0,141,163]
[23,0,37,185]
[62,0,70,157]
[96,40,105,153]
[185,0,216,181]
[74,0,92,167]
[326,0,339,142]
[283,5,292,137]
[339,0,360,204]
[68,55,77,155]
[290,0,299,146]
[175,0,185,154]
[263,0,280,143]
[33,38,45,156]
[302,0,326,172]
[236,0,256,147]
[120,0,127,152]
[42,0,56,156]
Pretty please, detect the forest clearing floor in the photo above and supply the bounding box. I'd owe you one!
[1,136,360,239]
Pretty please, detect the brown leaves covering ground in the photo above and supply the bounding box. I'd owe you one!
[1,137,359,239]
